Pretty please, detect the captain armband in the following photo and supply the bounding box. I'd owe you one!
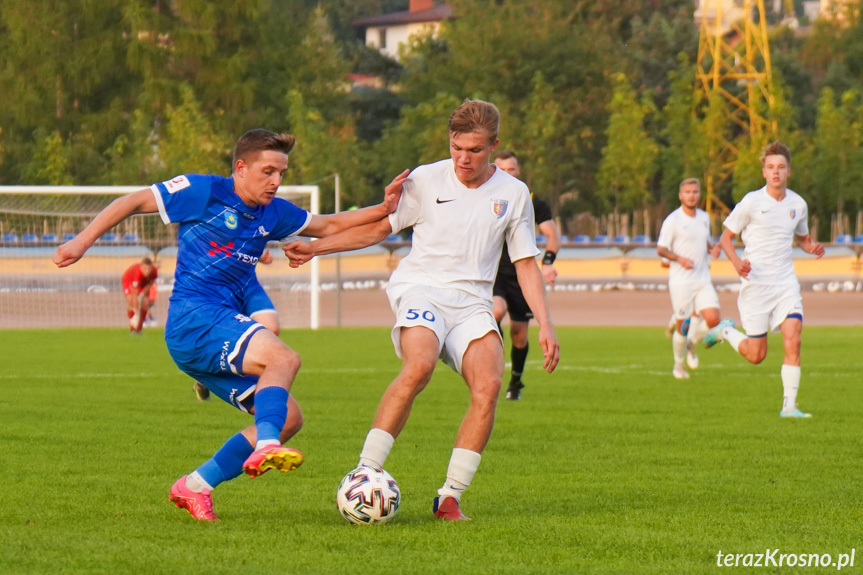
[542,251,557,265]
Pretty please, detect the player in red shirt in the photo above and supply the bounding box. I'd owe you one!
[122,257,158,333]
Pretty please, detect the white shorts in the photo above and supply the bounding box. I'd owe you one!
[386,283,501,375]
[737,282,803,336]
[668,281,720,320]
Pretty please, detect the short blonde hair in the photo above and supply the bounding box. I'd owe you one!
[679,178,700,192]
[448,99,499,143]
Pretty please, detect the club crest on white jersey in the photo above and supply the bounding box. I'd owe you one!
[492,199,508,218]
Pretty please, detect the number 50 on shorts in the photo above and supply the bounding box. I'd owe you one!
[406,308,436,322]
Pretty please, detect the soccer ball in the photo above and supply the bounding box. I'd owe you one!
[336,466,401,525]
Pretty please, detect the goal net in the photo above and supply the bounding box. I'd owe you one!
[0,184,320,329]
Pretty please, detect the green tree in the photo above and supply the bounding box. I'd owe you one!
[513,72,577,214]
[810,87,863,232]
[158,85,231,178]
[659,55,704,209]
[286,91,373,211]
[596,74,659,213]
[373,93,461,181]
[21,130,74,185]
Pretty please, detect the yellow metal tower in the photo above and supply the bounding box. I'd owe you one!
[695,0,775,227]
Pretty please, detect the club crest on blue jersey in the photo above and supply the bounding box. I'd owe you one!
[224,209,239,230]
[491,199,508,218]
[789,209,796,219]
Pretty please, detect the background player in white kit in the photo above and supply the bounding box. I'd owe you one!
[656,178,724,379]
[283,99,560,520]
[704,141,824,418]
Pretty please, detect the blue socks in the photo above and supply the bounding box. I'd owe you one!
[195,433,254,489]
[254,386,288,444]
[192,387,289,490]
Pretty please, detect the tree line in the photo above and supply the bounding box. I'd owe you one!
[1,0,862,239]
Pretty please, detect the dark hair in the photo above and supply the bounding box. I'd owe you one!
[233,129,296,167]
[448,99,499,143]
[141,257,153,266]
[760,141,791,165]
[495,150,519,162]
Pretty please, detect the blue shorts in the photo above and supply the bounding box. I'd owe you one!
[243,279,275,317]
[165,298,266,412]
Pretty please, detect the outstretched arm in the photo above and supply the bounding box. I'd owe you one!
[53,188,158,268]
[301,169,408,238]
[283,217,394,268]
[513,257,559,373]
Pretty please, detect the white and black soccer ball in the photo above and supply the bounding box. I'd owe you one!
[336,466,400,525]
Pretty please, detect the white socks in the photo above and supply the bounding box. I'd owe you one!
[437,448,482,502]
[687,316,710,344]
[781,364,802,412]
[672,330,687,364]
[185,471,214,493]
[721,325,747,352]
[358,428,395,469]
[255,439,281,450]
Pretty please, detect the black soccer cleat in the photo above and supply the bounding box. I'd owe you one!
[193,381,210,401]
[505,379,524,400]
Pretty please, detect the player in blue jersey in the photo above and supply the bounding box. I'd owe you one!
[53,128,403,521]
[192,249,279,401]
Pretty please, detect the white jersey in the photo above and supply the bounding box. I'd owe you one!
[387,158,539,300]
[657,207,713,285]
[723,187,809,285]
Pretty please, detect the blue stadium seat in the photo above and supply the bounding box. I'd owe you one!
[592,234,610,244]
[21,233,38,243]
[385,234,401,242]
[573,234,591,244]
[559,235,569,243]
[122,233,140,243]
[834,234,852,244]
[856,234,863,244]
[613,234,631,244]
[2,233,18,243]
[633,234,652,244]
[101,233,119,242]
[536,234,548,244]
[62,233,77,242]
[41,233,58,243]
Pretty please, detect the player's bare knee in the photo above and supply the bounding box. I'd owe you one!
[470,374,502,400]
[269,347,301,380]
[399,359,435,389]
[469,384,500,415]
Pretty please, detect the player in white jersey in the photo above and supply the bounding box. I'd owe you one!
[656,178,724,379]
[704,141,824,418]
[283,99,560,521]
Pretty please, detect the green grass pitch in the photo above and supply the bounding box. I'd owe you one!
[1,326,859,574]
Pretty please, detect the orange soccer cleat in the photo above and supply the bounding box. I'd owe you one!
[242,445,304,479]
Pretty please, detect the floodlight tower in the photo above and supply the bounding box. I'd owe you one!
[695,0,776,228]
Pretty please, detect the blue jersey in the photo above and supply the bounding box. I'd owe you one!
[150,174,310,309]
